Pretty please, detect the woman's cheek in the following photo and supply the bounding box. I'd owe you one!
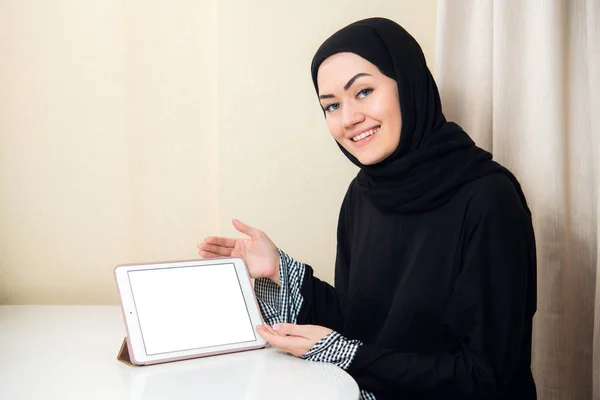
[327,119,344,141]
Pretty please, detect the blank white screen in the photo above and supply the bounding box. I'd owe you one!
[128,263,256,355]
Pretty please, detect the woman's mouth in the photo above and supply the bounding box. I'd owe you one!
[351,126,380,146]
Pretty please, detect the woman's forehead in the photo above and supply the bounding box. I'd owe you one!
[317,52,380,90]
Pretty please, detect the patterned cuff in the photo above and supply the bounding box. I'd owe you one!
[277,249,305,324]
[303,332,376,399]
[254,279,281,326]
[301,331,363,370]
[254,249,305,325]
[360,390,377,400]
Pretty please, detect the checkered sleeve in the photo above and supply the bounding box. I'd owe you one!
[358,390,377,400]
[302,331,376,400]
[254,249,306,326]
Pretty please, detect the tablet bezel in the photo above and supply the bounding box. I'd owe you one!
[114,257,266,365]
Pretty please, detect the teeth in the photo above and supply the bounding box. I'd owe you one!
[352,127,380,142]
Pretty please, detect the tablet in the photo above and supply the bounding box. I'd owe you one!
[114,257,266,366]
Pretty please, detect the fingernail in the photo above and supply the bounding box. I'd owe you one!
[272,324,281,331]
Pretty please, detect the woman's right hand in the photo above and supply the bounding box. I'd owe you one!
[197,218,281,285]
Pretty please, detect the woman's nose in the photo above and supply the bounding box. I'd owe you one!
[342,104,365,129]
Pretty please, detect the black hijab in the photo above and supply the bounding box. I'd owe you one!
[311,17,530,215]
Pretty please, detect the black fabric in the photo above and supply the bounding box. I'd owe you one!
[296,18,537,399]
[310,17,528,215]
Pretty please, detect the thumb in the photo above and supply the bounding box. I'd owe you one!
[232,218,262,240]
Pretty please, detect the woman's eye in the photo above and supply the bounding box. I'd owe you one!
[357,88,373,98]
[324,103,340,112]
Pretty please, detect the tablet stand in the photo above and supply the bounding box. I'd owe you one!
[116,338,136,367]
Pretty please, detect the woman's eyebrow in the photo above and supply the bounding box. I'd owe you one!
[319,73,372,99]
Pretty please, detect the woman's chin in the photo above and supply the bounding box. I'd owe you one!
[355,151,389,166]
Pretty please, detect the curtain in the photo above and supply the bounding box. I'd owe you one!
[434,1,600,398]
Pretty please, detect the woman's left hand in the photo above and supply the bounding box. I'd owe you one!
[256,323,333,357]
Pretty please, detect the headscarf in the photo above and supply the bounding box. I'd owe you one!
[311,17,530,215]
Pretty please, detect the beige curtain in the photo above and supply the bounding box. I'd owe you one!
[434,0,600,399]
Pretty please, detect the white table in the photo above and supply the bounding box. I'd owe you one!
[0,306,359,400]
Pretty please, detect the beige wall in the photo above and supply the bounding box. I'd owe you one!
[0,0,220,304]
[0,0,437,304]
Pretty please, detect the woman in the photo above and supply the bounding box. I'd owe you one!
[197,17,537,400]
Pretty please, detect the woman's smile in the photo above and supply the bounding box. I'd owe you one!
[350,126,380,146]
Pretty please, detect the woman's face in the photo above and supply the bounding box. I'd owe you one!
[317,52,401,165]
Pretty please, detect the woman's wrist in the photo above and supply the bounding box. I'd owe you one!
[270,255,282,286]
[271,255,281,287]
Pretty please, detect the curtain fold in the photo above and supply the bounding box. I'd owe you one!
[435,1,599,398]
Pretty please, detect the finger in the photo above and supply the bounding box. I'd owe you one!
[196,243,232,257]
[261,324,284,337]
[257,325,292,342]
[257,327,312,356]
[256,325,278,343]
[272,323,311,338]
[197,242,229,252]
[232,218,262,240]
[203,236,237,248]
[198,250,223,259]
[256,326,297,348]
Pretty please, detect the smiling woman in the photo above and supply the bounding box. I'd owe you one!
[317,53,402,166]
[198,17,537,400]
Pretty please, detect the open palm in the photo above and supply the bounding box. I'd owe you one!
[197,218,280,284]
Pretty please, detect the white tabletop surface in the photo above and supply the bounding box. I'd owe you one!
[0,306,359,400]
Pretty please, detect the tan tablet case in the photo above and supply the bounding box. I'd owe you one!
[117,337,136,367]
